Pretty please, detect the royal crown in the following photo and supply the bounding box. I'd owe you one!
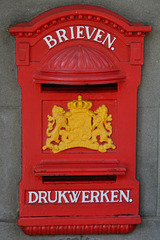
[67,95,92,112]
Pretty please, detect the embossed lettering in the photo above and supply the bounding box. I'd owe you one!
[100,190,110,202]
[43,35,57,48]
[38,191,48,203]
[27,190,132,204]
[69,191,81,203]
[85,26,97,39]
[82,191,91,203]
[76,26,85,39]
[48,191,58,203]
[58,191,69,203]
[56,29,69,43]
[119,190,130,202]
[28,191,38,203]
[102,33,116,50]
[93,29,105,43]
[90,191,100,203]
[43,26,117,50]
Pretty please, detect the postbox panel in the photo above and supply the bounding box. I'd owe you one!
[9,5,151,235]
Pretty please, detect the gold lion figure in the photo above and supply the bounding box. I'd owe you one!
[43,105,68,150]
[91,105,113,144]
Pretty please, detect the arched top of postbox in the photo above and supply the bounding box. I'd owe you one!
[34,44,125,85]
[9,5,151,38]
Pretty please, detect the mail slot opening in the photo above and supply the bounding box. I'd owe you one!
[41,83,117,92]
[42,175,117,183]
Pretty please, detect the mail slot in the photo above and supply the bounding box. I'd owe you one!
[9,5,151,235]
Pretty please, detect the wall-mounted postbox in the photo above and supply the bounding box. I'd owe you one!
[9,5,151,235]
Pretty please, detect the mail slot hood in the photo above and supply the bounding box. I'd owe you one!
[34,44,125,85]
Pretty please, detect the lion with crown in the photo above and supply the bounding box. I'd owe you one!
[92,105,113,143]
[42,105,69,151]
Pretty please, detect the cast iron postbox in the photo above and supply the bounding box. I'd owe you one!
[9,5,151,235]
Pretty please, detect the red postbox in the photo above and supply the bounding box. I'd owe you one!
[9,5,151,235]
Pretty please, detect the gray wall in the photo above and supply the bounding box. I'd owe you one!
[0,0,160,239]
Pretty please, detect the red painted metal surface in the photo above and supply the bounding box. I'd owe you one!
[22,224,136,235]
[9,5,151,235]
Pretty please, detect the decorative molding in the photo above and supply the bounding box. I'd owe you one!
[10,14,146,38]
[22,224,136,235]
[42,45,115,72]
[34,45,126,84]
[16,42,29,65]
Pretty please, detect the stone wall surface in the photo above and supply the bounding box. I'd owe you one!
[0,0,160,239]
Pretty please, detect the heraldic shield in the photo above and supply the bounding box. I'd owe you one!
[43,96,116,153]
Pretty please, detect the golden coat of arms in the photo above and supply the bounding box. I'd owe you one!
[43,96,116,153]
